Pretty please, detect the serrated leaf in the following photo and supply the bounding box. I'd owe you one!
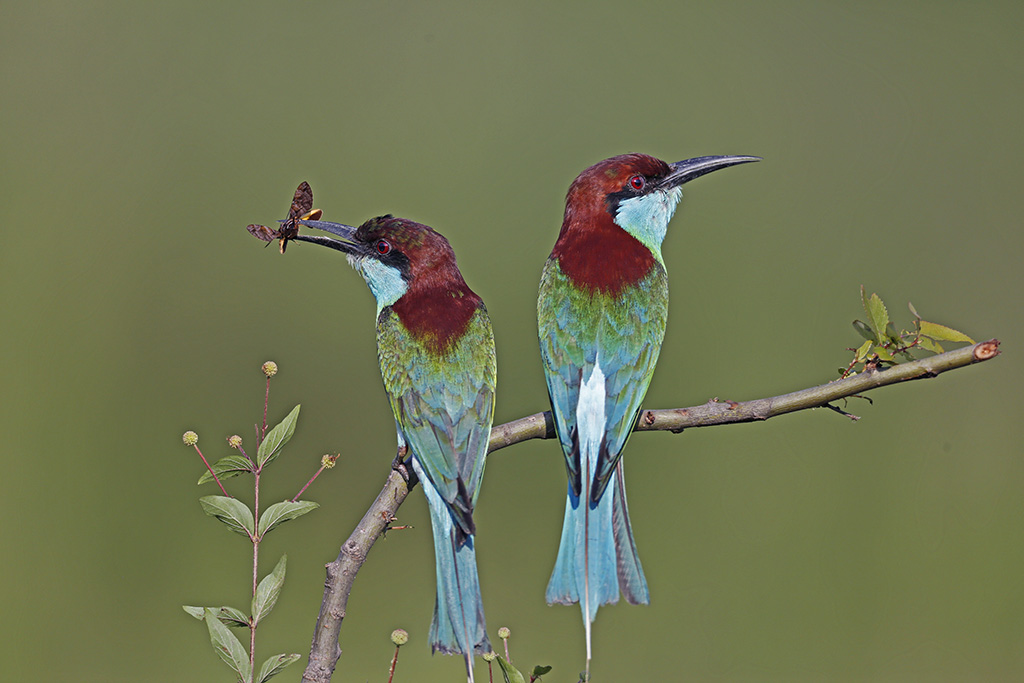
[256,653,301,683]
[200,495,255,537]
[258,500,319,537]
[919,320,974,344]
[918,336,944,354]
[852,320,876,342]
[253,555,287,624]
[855,340,873,362]
[497,655,528,683]
[862,290,889,342]
[258,404,300,467]
[532,664,553,676]
[198,455,254,485]
[205,608,252,681]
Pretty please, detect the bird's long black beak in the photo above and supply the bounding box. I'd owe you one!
[291,219,361,254]
[657,155,761,191]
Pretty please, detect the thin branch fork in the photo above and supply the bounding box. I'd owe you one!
[300,338,1000,683]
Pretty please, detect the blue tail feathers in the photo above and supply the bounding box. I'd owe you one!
[545,463,649,624]
[418,464,491,658]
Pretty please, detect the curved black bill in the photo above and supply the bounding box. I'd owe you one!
[291,219,361,254]
[657,155,761,190]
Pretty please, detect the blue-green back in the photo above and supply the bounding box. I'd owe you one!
[537,258,668,494]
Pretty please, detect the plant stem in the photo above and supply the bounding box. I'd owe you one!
[293,463,327,502]
[250,467,261,680]
[386,646,400,683]
[262,376,271,439]
[194,444,230,497]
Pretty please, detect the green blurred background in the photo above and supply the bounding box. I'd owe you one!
[2,1,1021,680]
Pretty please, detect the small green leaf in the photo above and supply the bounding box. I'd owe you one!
[852,320,876,342]
[258,404,300,467]
[874,345,895,362]
[497,655,528,683]
[256,653,301,683]
[854,340,873,362]
[883,322,901,345]
[200,495,255,537]
[258,500,319,537]
[183,605,205,620]
[532,664,553,677]
[908,301,921,319]
[253,555,287,624]
[919,320,974,344]
[205,607,252,681]
[218,606,251,628]
[861,289,890,342]
[198,455,253,485]
[183,605,249,627]
[918,336,944,354]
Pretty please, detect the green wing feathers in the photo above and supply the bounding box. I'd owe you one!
[377,305,496,529]
[538,258,668,497]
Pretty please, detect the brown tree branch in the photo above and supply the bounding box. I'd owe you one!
[300,338,1000,682]
[301,469,411,683]
[489,339,1001,449]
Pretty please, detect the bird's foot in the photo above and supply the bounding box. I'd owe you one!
[391,445,417,487]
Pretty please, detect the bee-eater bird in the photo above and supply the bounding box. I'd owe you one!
[538,153,759,668]
[293,215,495,682]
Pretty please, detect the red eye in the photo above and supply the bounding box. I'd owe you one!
[629,175,645,191]
[375,239,391,255]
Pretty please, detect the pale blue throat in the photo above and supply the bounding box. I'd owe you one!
[613,186,683,264]
[349,255,408,315]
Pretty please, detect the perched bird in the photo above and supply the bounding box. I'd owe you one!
[293,214,495,682]
[538,153,759,668]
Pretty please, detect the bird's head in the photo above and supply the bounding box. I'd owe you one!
[561,153,760,261]
[295,215,466,314]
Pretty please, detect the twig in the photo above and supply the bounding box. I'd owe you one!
[300,339,1000,682]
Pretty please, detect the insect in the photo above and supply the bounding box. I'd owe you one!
[246,181,323,253]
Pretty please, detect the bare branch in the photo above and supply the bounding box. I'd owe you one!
[301,470,411,683]
[302,338,1000,681]
[487,339,1000,451]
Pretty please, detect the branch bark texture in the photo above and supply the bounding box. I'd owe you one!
[301,338,1000,682]
[301,470,410,683]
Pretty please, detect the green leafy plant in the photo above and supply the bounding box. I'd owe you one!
[182,361,334,682]
[843,286,974,378]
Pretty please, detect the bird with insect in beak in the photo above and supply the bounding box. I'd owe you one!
[538,153,760,673]
[291,213,496,683]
